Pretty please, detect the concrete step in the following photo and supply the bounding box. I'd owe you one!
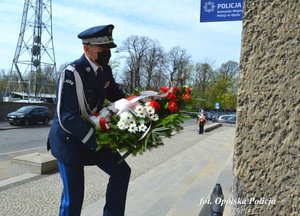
[0,152,58,189]
[82,127,234,216]
[10,152,57,176]
[0,173,39,188]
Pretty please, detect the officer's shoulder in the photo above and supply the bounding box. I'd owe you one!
[61,67,73,80]
[63,60,81,75]
[65,60,80,72]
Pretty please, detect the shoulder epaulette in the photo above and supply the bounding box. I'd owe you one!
[65,64,76,72]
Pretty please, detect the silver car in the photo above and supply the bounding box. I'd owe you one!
[218,115,236,124]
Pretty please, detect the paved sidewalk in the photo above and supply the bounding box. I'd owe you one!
[0,123,235,216]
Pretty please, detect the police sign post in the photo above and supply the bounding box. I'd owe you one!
[215,102,220,118]
[200,0,243,22]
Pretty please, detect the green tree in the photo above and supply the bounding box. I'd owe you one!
[189,60,239,111]
[191,63,215,109]
[217,61,239,110]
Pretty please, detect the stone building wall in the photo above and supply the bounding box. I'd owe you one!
[233,0,299,215]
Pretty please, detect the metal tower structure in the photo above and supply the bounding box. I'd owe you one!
[5,0,57,102]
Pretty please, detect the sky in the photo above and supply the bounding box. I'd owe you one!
[0,0,243,72]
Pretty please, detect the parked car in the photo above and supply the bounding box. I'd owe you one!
[218,115,236,124]
[7,106,51,126]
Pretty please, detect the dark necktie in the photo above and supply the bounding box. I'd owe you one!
[96,67,103,90]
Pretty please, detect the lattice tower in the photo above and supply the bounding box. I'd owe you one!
[5,0,57,102]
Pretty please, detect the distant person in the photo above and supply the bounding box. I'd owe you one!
[212,115,217,122]
[47,24,131,216]
[197,110,206,134]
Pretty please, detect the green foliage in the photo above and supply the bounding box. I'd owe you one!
[187,61,239,111]
[94,112,190,156]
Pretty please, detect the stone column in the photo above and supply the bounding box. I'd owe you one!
[233,0,299,215]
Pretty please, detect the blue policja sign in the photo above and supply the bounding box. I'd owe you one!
[200,0,243,22]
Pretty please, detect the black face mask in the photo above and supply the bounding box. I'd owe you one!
[95,50,111,66]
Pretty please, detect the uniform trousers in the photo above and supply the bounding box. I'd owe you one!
[57,148,131,216]
[199,124,204,134]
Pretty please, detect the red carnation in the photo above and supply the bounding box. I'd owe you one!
[99,117,111,131]
[160,86,169,93]
[172,86,180,93]
[168,101,178,113]
[182,93,191,102]
[149,100,160,111]
[185,87,191,94]
[167,92,177,101]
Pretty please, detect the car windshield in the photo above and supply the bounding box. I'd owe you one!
[16,106,34,114]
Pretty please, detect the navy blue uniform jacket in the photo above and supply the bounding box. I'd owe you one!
[47,54,124,165]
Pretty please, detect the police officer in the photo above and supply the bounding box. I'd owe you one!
[197,110,206,134]
[47,24,131,216]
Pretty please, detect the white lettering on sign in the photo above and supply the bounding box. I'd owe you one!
[217,2,242,9]
[231,13,241,17]
[217,14,227,18]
